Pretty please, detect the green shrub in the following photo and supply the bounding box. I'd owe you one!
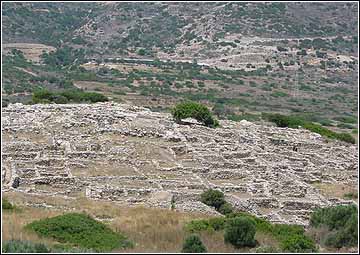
[271,224,305,240]
[182,234,207,253]
[332,132,355,144]
[224,217,257,248]
[227,212,273,233]
[25,213,132,252]
[334,116,357,124]
[186,212,318,251]
[264,113,355,144]
[2,197,14,210]
[281,234,317,252]
[185,219,212,233]
[172,101,219,128]
[32,88,108,104]
[310,205,358,248]
[185,217,227,233]
[218,202,234,215]
[271,91,288,98]
[200,189,226,210]
[343,192,358,200]
[52,95,69,104]
[310,205,357,230]
[208,217,226,231]
[2,240,50,253]
[264,113,304,128]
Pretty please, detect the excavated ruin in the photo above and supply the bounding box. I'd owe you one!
[2,102,358,225]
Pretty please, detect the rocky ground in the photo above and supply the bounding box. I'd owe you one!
[2,102,358,226]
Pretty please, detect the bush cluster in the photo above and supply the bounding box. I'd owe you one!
[185,211,317,252]
[200,189,233,215]
[181,234,207,253]
[310,205,358,248]
[32,88,108,104]
[264,113,355,144]
[172,101,219,128]
[224,217,257,248]
[25,213,133,252]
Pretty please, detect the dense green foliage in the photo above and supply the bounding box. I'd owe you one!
[280,234,317,252]
[32,88,108,104]
[310,205,358,248]
[224,217,257,248]
[218,202,234,215]
[2,197,14,210]
[25,213,133,252]
[181,234,207,253]
[199,189,234,216]
[172,102,219,128]
[200,189,226,210]
[264,113,355,144]
[185,217,227,233]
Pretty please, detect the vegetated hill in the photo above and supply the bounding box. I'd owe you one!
[2,2,358,138]
[2,2,358,57]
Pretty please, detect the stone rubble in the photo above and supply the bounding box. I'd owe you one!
[1,102,358,225]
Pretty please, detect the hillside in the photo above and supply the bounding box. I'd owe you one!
[2,102,358,226]
[1,2,359,253]
[2,2,358,140]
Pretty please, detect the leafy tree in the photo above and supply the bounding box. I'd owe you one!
[172,101,219,128]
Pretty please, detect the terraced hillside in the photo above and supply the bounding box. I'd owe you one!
[2,102,358,226]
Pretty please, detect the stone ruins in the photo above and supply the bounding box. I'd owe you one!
[2,102,358,225]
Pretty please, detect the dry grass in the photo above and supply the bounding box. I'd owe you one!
[313,183,358,200]
[2,207,61,245]
[2,192,284,253]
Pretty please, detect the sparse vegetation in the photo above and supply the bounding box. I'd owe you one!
[2,197,15,210]
[2,240,51,253]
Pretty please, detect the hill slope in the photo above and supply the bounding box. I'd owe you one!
[2,102,358,226]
